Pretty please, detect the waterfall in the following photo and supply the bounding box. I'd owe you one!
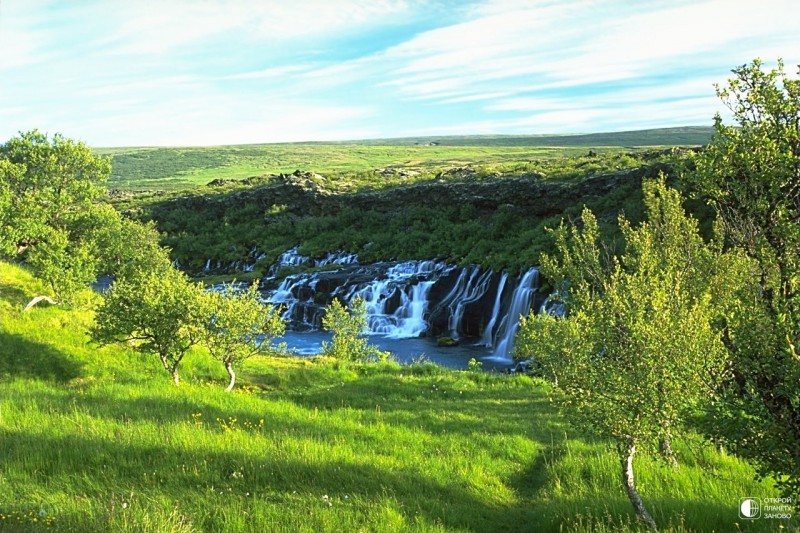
[257,247,542,361]
[315,251,359,267]
[386,280,436,338]
[343,260,446,338]
[430,266,493,336]
[264,247,313,278]
[492,268,539,360]
[480,272,509,347]
[539,294,566,318]
[449,269,493,336]
[270,275,322,330]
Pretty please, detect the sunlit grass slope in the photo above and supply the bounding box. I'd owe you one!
[100,144,613,190]
[0,261,790,532]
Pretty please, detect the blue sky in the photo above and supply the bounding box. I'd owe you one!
[1,0,798,147]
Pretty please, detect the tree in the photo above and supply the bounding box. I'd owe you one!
[86,204,172,280]
[201,283,286,391]
[0,160,25,255]
[0,130,110,253]
[684,58,800,503]
[91,265,206,385]
[25,227,99,303]
[0,130,111,303]
[321,297,389,363]
[515,179,750,530]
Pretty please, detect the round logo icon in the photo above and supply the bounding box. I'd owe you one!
[739,498,761,519]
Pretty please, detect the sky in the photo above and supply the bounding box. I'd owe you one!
[1,0,799,147]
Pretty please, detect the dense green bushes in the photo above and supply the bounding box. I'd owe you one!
[128,151,674,276]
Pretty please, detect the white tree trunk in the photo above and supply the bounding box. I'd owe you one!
[23,295,58,312]
[160,353,180,386]
[225,361,236,392]
[620,439,658,531]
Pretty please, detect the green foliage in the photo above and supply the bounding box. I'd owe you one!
[525,179,745,445]
[0,160,31,257]
[0,130,113,301]
[515,179,752,526]
[91,264,207,385]
[684,58,800,503]
[25,228,99,303]
[201,283,286,391]
[86,203,172,279]
[466,357,483,372]
[0,130,110,254]
[0,131,168,302]
[321,297,389,363]
[124,150,678,275]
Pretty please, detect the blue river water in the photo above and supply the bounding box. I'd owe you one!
[276,331,515,371]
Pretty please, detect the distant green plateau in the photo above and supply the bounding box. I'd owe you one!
[97,126,712,191]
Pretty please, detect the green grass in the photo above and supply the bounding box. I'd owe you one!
[0,260,792,532]
[97,127,711,191]
[99,144,611,191]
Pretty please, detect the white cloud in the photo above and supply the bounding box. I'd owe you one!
[2,0,798,145]
[96,0,416,56]
[374,0,800,105]
[407,95,718,138]
[486,76,722,113]
[0,2,59,69]
[224,65,315,81]
[78,92,376,146]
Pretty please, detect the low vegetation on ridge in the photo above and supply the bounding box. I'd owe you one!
[117,149,685,276]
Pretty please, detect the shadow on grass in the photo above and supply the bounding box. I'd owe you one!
[2,427,782,532]
[509,445,565,502]
[12,382,575,528]
[285,373,568,438]
[0,429,542,532]
[24,369,568,443]
[0,331,83,382]
[0,282,31,308]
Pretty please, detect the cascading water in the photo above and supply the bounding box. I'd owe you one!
[341,260,447,338]
[480,273,509,347]
[264,247,314,278]
[259,248,542,363]
[445,268,494,337]
[491,268,539,361]
[315,251,359,267]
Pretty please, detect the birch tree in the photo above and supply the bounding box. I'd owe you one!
[515,179,750,530]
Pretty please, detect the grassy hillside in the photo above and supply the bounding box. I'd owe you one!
[0,261,791,532]
[345,127,713,147]
[98,127,712,191]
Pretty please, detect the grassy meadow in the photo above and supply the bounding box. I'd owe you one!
[98,127,711,191]
[0,260,792,532]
